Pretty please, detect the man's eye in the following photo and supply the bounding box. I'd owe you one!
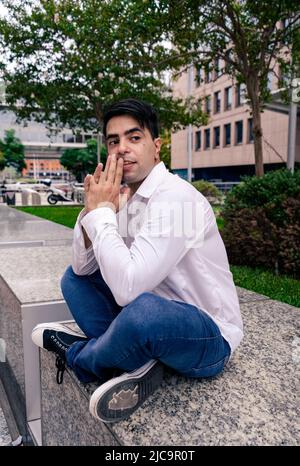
[130,136,140,142]
[108,140,118,146]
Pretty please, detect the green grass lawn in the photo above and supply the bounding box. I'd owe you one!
[231,265,300,308]
[16,205,83,229]
[212,206,224,230]
[15,205,300,307]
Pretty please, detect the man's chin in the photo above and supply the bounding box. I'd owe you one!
[122,174,137,184]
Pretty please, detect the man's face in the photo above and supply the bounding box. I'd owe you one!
[105,115,161,189]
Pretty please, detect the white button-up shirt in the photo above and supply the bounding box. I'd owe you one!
[73,162,243,353]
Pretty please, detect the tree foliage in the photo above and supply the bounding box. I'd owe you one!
[60,138,107,182]
[0,129,26,173]
[0,0,207,135]
[167,0,300,176]
[159,129,171,169]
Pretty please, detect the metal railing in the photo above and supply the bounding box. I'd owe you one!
[211,181,240,193]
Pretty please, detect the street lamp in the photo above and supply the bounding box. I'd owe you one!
[187,64,194,183]
[287,77,300,173]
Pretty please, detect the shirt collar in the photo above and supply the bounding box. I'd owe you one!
[133,161,168,199]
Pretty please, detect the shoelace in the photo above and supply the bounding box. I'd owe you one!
[55,356,66,384]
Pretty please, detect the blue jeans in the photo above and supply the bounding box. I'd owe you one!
[61,266,231,383]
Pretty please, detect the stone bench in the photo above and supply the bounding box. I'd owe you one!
[1,205,299,446]
[39,290,300,446]
[0,204,73,248]
[0,206,74,444]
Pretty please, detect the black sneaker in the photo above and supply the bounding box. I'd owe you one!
[89,360,164,423]
[31,322,87,384]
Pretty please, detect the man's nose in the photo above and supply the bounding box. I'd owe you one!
[117,137,129,154]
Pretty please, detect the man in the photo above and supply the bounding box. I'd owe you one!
[32,98,243,423]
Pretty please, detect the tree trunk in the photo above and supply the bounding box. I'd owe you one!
[247,78,264,177]
[252,101,264,177]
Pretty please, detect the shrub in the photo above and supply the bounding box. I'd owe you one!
[192,180,222,203]
[221,169,300,277]
[277,195,300,276]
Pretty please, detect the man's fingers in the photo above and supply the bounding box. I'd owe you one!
[84,174,92,192]
[100,155,111,182]
[114,157,124,187]
[107,154,118,184]
[93,163,103,183]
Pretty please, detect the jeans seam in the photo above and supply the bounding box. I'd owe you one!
[192,355,229,371]
[156,335,222,342]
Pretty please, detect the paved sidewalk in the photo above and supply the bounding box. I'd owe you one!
[0,406,11,446]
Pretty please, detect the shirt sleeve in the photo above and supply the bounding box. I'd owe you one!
[71,208,99,275]
[81,192,204,306]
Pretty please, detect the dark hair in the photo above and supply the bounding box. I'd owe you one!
[103,98,159,140]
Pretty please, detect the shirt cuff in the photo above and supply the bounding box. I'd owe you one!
[81,207,118,243]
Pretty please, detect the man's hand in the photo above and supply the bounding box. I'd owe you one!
[84,154,128,214]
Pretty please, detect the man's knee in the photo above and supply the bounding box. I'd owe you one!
[121,292,162,331]
[61,265,77,295]
[131,292,161,309]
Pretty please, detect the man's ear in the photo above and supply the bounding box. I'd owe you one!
[154,138,162,160]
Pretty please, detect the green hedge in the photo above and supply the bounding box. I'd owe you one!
[192,180,222,203]
[221,169,300,277]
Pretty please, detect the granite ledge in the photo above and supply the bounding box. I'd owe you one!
[40,298,300,446]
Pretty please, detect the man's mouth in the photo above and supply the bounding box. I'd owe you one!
[123,160,136,165]
[123,161,136,169]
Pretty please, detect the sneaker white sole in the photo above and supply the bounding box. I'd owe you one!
[31,321,85,348]
[89,360,163,423]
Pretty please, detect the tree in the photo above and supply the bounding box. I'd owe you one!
[167,0,300,177]
[0,129,26,174]
[0,0,207,137]
[0,149,5,171]
[159,129,171,170]
[60,138,107,182]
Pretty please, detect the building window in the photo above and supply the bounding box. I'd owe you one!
[224,48,233,73]
[235,120,243,144]
[75,134,83,143]
[204,129,210,149]
[224,123,231,146]
[267,71,273,91]
[205,66,212,83]
[248,118,254,143]
[224,86,232,110]
[281,19,290,45]
[205,95,211,114]
[236,83,247,106]
[195,66,202,87]
[213,127,220,148]
[63,134,75,143]
[195,130,201,151]
[214,91,221,113]
[214,57,222,79]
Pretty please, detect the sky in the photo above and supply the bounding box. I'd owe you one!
[0,3,8,18]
